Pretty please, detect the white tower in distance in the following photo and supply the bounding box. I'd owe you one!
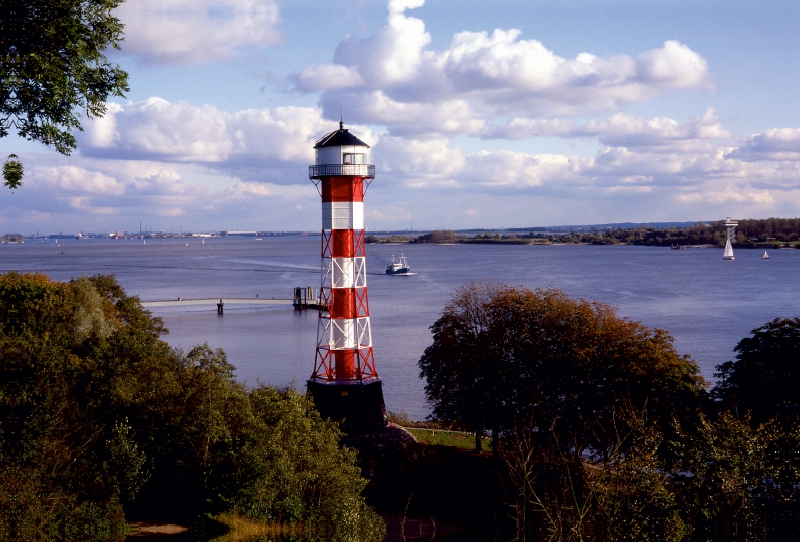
[723,217,738,261]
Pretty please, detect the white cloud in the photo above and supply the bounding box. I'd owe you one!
[481,108,731,153]
[675,188,775,206]
[228,182,314,199]
[298,0,712,135]
[365,206,412,221]
[373,136,464,178]
[363,128,800,216]
[32,166,125,195]
[293,64,365,91]
[65,91,800,229]
[726,128,800,161]
[580,108,729,151]
[388,0,425,14]
[117,0,280,65]
[1,154,325,230]
[460,151,572,189]
[157,207,186,217]
[481,108,730,152]
[12,118,800,231]
[78,99,357,181]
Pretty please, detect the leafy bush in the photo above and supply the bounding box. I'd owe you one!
[0,272,384,541]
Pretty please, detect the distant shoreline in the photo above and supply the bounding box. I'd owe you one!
[368,239,800,249]
[367,223,800,249]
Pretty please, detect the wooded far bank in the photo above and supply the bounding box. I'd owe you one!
[367,217,800,247]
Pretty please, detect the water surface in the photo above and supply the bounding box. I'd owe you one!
[4,237,797,420]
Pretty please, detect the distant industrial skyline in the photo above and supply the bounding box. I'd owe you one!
[2,0,800,232]
[7,221,714,238]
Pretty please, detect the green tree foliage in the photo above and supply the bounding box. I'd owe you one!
[735,217,800,242]
[706,319,800,539]
[0,0,129,154]
[2,153,23,189]
[419,284,800,540]
[419,283,706,456]
[0,272,135,540]
[505,406,689,542]
[0,272,384,541]
[415,229,459,243]
[673,412,777,540]
[234,386,385,542]
[713,318,800,423]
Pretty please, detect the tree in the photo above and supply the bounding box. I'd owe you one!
[418,282,509,451]
[0,0,129,188]
[0,272,385,541]
[418,283,707,457]
[672,412,777,541]
[234,385,385,542]
[505,405,689,542]
[2,153,23,189]
[713,318,800,423]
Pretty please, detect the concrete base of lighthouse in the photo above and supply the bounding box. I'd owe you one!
[306,378,387,433]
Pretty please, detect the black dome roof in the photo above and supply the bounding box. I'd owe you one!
[314,121,370,149]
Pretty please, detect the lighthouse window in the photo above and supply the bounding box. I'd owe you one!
[343,153,365,165]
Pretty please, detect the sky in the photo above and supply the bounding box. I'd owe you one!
[2,0,800,234]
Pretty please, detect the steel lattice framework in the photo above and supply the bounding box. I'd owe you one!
[310,177,378,382]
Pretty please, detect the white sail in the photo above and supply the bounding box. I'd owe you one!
[722,239,734,260]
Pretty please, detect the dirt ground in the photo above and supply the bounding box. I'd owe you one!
[125,521,191,540]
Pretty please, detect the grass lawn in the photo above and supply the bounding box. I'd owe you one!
[404,428,492,452]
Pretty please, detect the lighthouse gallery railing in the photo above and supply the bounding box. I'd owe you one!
[309,164,375,179]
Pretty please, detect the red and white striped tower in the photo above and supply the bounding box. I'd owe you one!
[306,121,386,432]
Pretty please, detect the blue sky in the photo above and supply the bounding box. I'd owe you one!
[2,0,800,233]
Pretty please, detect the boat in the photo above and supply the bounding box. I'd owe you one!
[763,250,769,260]
[386,254,410,275]
[722,239,734,261]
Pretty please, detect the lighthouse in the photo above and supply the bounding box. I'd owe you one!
[306,121,386,432]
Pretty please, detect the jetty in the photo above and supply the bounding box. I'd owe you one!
[141,287,321,314]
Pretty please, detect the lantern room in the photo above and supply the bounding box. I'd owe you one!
[310,121,375,180]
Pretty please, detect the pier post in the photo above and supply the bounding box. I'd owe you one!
[217,299,223,315]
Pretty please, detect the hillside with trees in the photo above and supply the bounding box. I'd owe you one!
[367,218,800,248]
[418,283,800,540]
[2,272,799,541]
[0,273,384,542]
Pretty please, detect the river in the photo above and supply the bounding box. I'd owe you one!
[3,237,797,420]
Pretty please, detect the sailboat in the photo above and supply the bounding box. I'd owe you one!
[763,250,769,260]
[722,239,734,261]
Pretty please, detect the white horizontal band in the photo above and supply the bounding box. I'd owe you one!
[330,257,367,289]
[322,201,364,230]
[326,317,372,349]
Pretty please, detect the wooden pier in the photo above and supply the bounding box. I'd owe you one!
[141,298,322,313]
[141,287,320,314]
